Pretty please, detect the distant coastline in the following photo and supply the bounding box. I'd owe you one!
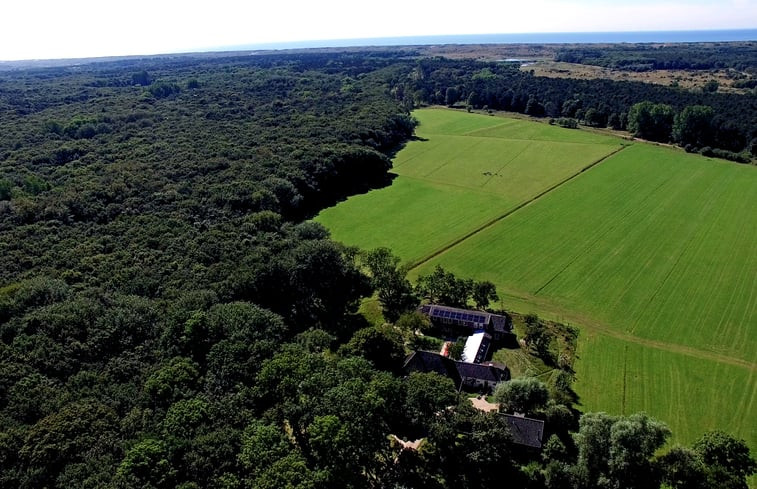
[226,29,757,51]
[2,29,754,68]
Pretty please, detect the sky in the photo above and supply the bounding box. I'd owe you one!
[1,0,756,60]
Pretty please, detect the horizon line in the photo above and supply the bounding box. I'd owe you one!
[1,28,755,64]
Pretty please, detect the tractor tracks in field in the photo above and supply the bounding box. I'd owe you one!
[505,289,757,372]
[406,144,629,271]
[584,313,757,372]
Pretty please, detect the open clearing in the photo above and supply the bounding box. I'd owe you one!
[316,108,757,450]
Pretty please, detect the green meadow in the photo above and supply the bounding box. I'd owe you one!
[575,333,757,447]
[315,108,757,449]
[417,144,757,364]
[318,108,622,264]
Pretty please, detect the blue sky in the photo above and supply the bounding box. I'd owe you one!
[1,0,755,60]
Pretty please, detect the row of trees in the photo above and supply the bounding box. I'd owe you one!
[554,43,757,72]
[361,248,498,322]
[627,101,752,161]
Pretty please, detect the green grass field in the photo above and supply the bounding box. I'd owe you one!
[576,332,757,448]
[315,108,757,450]
[416,144,757,365]
[314,177,512,263]
[317,108,622,264]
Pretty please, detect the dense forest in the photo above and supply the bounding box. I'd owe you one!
[554,42,757,72]
[0,50,755,488]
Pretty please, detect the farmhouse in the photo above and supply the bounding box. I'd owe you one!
[403,350,510,392]
[419,304,513,341]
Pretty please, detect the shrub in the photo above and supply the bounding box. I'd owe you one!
[148,81,181,99]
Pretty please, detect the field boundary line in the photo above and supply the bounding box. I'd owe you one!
[534,169,679,297]
[407,144,630,270]
[621,346,628,416]
[397,173,508,197]
[462,120,517,137]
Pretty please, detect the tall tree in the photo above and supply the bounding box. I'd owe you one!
[673,105,714,148]
[361,248,417,322]
[627,101,675,142]
[692,431,757,489]
[493,377,550,416]
[472,281,498,309]
[415,265,473,308]
[573,412,670,489]
[445,87,459,107]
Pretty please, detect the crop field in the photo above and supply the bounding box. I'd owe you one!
[316,108,757,449]
[417,144,757,364]
[317,108,622,264]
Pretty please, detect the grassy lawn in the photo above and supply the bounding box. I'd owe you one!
[316,177,513,264]
[317,107,621,264]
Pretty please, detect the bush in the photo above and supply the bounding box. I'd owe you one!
[148,81,181,99]
[552,117,578,129]
[700,147,752,163]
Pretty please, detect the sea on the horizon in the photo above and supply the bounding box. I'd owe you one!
[227,29,757,51]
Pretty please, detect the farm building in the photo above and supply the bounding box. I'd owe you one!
[462,331,492,363]
[402,350,510,392]
[419,304,513,341]
[502,414,545,449]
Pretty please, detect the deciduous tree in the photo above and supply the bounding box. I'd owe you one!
[493,377,549,416]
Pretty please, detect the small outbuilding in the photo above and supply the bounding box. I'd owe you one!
[502,413,545,449]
